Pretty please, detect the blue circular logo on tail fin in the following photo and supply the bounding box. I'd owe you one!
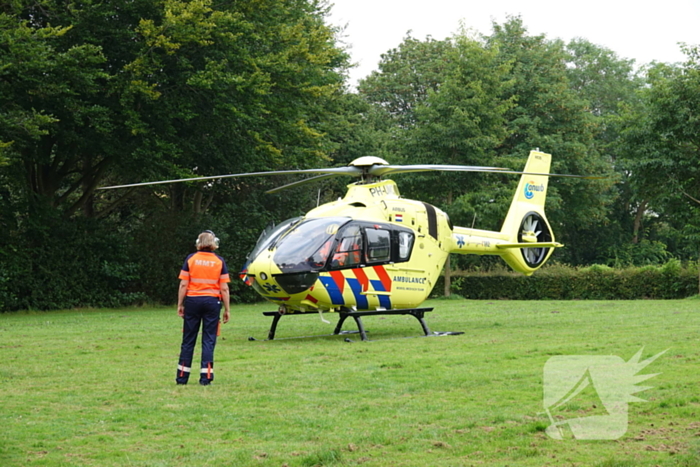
[525,182,544,200]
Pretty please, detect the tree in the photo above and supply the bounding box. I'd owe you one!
[358,31,513,215]
[563,39,659,264]
[0,0,351,310]
[0,0,349,218]
[357,31,515,288]
[486,17,616,265]
[645,46,700,271]
[396,32,514,224]
[359,34,453,129]
[565,38,640,118]
[647,45,700,198]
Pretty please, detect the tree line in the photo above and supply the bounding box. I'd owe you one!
[1,1,698,310]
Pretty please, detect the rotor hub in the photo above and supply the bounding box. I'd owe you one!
[348,156,390,168]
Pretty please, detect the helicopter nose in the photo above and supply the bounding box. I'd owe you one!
[249,268,285,296]
[246,255,318,296]
[245,256,276,291]
[274,272,319,295]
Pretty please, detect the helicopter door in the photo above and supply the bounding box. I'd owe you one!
[331,224,363,269]
[329,222,415,270]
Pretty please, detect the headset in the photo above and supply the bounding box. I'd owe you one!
[196,230,220,249]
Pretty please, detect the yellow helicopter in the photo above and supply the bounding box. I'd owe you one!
[101,149,585,340]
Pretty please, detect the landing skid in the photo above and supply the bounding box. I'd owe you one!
[253,307,463,342]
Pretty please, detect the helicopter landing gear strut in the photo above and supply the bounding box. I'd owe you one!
[261,307,436,341]
[333,307,434,341]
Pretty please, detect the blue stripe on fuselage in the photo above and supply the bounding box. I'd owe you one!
[370,279,391,308]
[346,277,369,309]
[319,276,344,305]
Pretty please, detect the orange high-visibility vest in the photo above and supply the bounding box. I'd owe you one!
[179,251,230,298]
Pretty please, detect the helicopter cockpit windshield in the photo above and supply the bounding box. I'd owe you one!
[247,216,302,262]
[273,217,351,273]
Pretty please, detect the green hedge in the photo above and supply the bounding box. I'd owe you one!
[434,261,700,300]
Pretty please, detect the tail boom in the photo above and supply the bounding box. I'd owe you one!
[448,150,562,275]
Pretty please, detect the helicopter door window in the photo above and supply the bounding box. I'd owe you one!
[397,231,414,261]
[331,225,363,269]
[366,228,391,263]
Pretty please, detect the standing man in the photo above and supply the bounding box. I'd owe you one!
[176,230,231,385]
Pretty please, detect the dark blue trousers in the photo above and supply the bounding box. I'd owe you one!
[176,296,221,384]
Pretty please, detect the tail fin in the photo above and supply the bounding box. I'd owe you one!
[501,150,551,233]
[497,150,561,274]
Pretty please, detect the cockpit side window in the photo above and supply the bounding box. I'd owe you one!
[397,231,414,261]
[366,228,391,263]
[331,224,363,269]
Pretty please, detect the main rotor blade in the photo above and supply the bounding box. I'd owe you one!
[368,164,511,177]
[97,166,363,190]
[369,164,604,179]
[480,169,605,179]
[265,173,342,194]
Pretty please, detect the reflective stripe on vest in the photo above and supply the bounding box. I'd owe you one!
[180,251,228,298]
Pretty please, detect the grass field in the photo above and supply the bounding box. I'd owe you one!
[1,298,699,467]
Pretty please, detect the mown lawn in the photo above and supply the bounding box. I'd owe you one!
[1,298,699,466]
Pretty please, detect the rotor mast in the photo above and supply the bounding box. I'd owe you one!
[348,156,391,184]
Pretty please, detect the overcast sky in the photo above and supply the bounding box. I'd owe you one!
[328,0,700,86]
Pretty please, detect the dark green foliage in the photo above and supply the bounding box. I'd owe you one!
[2,5,700,311]
[1,208,145,311]
[0,0,350,311]
[436,261,699,300]
[487,19,617,265]
[359,31,514,231]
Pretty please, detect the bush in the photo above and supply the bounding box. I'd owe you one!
[0,210,149,311]
[436,261,699,300]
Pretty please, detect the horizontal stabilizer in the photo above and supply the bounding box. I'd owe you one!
[496,242,563,250]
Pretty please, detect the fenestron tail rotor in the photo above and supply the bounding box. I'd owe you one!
[518,212,553,268]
